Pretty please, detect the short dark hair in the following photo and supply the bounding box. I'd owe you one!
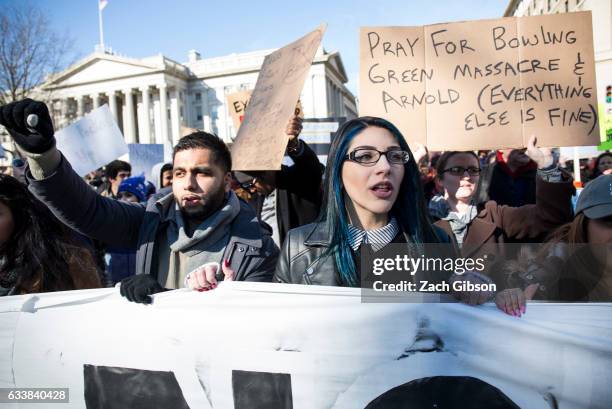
[105,160,131,179]
[172,131,231,173]
[160,163,173,173]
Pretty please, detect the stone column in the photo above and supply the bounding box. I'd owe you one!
[76,96,84,118]
[158,84,170,145]
[108,91,118,122]
[201,89,212,132]
[140,86,152,143]
[92,93,100,110]
[170,89,181,145]
[123,89,136,143]
[60,99,68,128]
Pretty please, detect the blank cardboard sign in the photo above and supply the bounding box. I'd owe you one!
[231,24,326,171]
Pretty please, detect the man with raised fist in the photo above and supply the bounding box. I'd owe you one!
[0,99,279,304]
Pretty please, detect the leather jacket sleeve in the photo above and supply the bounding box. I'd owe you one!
[274,229,293,283]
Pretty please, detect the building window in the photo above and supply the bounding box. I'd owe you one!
[195,92,201,101]
[194,105,202,122]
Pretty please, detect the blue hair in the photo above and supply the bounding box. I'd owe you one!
[319,117,438,287]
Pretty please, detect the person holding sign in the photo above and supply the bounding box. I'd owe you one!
[274,116,450,287]
[0,99,279,303]
[428,139,574,310]
[233,115,323,247]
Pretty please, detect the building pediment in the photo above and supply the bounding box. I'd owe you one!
[43,53,164,89]
[314,51,348,83]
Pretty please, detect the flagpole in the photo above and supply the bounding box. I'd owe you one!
[98,1,105,48]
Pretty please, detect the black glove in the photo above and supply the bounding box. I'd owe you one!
[120,275,166,304]
[0,98,55,154]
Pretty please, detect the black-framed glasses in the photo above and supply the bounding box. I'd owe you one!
[344,148,410,166]
[441,166,481,176]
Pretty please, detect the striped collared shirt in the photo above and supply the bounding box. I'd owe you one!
[347,217,400,253]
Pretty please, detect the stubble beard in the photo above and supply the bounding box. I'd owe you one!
[179,187,227,224]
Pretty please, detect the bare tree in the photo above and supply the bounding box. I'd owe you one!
[0,3,74,105]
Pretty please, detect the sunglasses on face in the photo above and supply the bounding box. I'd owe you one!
[344,148,410,166]
[239,178,257,190]
[441,166,481,176]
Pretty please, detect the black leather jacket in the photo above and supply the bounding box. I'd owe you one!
[274,222,452,285]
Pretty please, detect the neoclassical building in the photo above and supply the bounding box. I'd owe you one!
[2,46,356,160]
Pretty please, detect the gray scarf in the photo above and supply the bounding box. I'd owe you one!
[429,195,478,247]
[163,191,241,288]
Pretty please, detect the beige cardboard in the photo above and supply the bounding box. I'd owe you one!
[231,24,326,170]
[359,12,599,151]
[518,11,599,147]
[424,18,523,150]
[227,90,304,132]
[227,90,252,131]
[359,26,427,149]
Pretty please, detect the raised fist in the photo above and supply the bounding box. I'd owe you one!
[0,98,55,154]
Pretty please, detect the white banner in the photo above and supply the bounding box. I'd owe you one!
[0,282,610,408]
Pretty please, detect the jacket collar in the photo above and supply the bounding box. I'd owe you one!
[461,217,497,257]
[436,216,497,257]
[304,216,409,248]
[304,222,332,247]
[154,191,264,249]
[154,191,176,222]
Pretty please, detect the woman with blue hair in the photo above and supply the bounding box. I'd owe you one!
[274,117,449,287]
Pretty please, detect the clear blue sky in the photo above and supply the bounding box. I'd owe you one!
[6,0,509,93]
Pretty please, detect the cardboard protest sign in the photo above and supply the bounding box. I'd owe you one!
[231,24,325,170]
[56,105,128,176]
[128,144,164,182]
[226,90,305,132]
[360,11,599,150]
[227,91,253,131]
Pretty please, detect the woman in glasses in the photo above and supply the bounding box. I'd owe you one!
[274,117,447,286]
[428,137,574,311]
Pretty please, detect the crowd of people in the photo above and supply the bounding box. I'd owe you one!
[0,98,611,315]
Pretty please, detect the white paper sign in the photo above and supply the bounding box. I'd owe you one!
[55,105,128,176]
[1,283,611,409]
